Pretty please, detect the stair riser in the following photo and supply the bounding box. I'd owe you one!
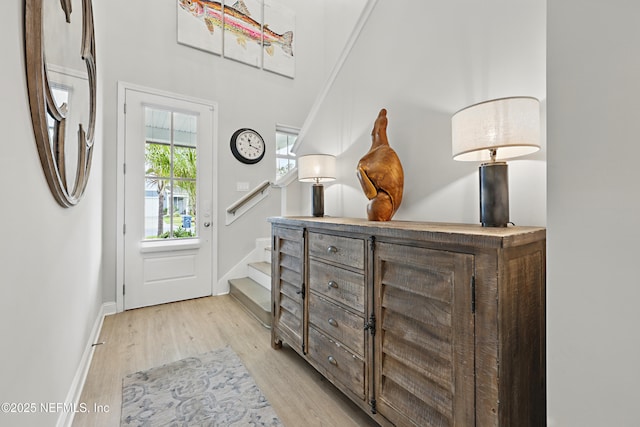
[229,291,271,328]
[229,278,271,328]
[249,266,271,290]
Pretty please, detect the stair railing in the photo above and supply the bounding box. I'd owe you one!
[225,180,273,225]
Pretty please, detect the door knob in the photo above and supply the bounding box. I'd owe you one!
[204,222,211,227]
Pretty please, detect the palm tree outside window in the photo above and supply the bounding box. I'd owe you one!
[144,108,197,239]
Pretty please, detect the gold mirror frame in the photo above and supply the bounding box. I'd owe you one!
[25,0,97,207]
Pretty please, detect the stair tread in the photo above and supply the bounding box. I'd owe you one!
[248,261,271,276]
[229,277,270,310]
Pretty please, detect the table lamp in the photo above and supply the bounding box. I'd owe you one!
[298,154,336,217]
[452,96,541,227]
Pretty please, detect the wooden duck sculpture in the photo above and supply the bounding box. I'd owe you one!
[356,109,404,221]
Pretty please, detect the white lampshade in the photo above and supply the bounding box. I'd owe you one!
[452,96,541,162]
[298,154,336,183]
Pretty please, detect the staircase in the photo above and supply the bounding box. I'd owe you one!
[229,244,272,328]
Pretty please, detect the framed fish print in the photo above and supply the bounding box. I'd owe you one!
[223,0,263,68]
[177,0,224,55]
[263,0,295,78]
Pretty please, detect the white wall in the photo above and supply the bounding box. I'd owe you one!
[0,1,104,426]
[97,0,366,302]
[298,0,546,226]
[547,2,640,426]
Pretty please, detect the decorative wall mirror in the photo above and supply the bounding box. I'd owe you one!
[25,0,96,207]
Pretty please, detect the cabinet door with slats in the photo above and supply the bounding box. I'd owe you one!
[373,242,475,427]
[271,226,305,353]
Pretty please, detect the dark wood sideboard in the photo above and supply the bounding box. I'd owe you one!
[269,217,546,427]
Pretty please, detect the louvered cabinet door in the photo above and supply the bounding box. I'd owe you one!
[373,242,475,427]
[271,226,305,353]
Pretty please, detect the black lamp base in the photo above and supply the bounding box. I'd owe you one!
[479,162,509,227]
[312,183,324,217]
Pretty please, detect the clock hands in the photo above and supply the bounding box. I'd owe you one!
[231,128,264,164]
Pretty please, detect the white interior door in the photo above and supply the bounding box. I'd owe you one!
[122,88,216,310]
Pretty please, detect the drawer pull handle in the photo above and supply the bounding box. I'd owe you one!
[327,245,338,254]
[328,280,338,289]
[328,318,338,327]
[328,356,338,366]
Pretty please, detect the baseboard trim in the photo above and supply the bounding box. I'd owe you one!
[57,302,116,427]
[216,237,270,295]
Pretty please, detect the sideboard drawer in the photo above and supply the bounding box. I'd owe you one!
[309,260,365,313]
[308,326,365,400]
[308,293,365,357]
[308,232,365,270]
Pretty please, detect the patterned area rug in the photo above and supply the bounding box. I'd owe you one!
[121,347,282,426]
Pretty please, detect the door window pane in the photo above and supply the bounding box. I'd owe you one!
[144,108,198,240]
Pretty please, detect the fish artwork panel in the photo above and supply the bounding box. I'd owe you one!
[223,0,264,67]
[177,0,224,55]
[177,0,294,75]
[263,0,295,78]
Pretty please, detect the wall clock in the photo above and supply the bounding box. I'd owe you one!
[230,128,265,164]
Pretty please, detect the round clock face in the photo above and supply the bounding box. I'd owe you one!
[230,128,265,164]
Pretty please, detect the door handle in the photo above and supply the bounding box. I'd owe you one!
[204,222,211,227]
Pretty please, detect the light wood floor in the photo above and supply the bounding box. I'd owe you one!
[72,295,378,427]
